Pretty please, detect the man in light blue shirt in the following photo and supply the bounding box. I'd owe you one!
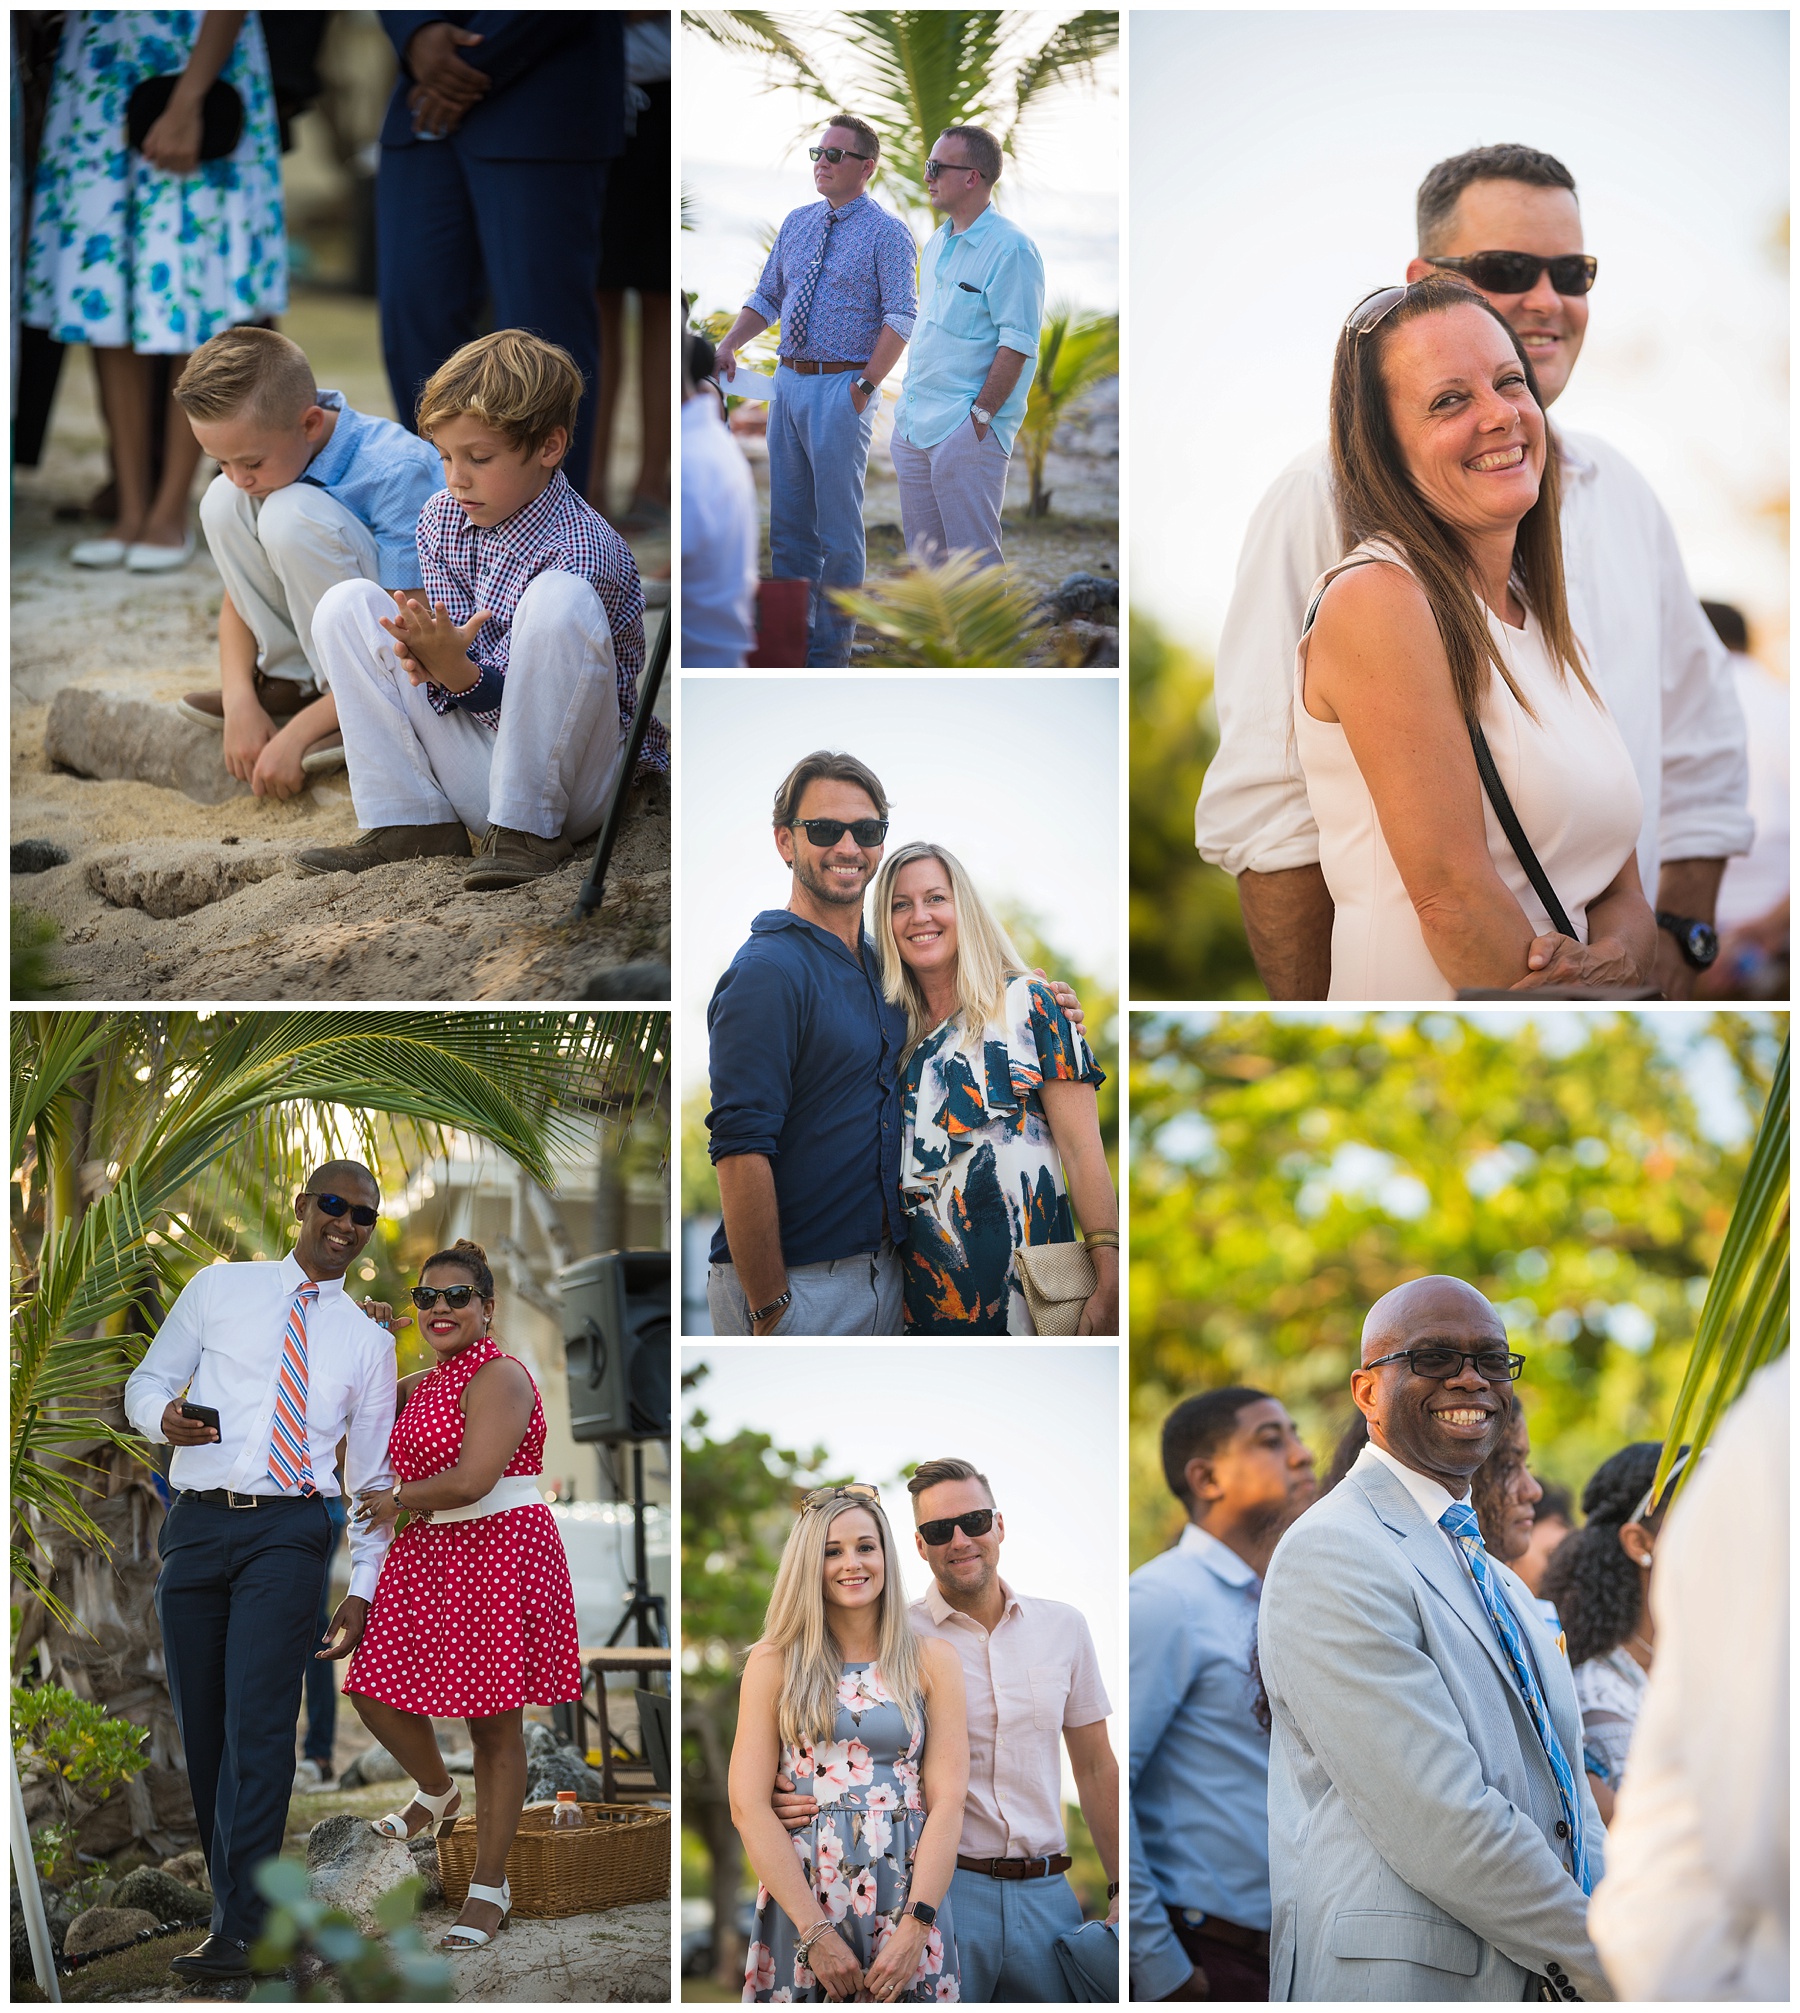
[1129,1387,1317,2001]
[890,124,1045,569]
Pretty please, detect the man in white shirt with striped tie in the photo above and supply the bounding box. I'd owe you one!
[123,1162,399,1982]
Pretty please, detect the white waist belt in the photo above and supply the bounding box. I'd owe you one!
[427,1475,547,1525]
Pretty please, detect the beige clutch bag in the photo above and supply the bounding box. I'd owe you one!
[1016,1240,1098,1336]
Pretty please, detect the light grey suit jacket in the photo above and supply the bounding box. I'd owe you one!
[1258,1460,1611,2001]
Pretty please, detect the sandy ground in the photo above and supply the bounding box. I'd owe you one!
[11,292,671,1002]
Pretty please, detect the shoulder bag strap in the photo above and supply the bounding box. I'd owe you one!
[1467,721,1579,939]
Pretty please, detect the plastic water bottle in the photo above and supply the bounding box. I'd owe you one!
[552,1790,583,1829]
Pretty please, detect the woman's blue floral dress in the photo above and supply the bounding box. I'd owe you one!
[900,975,1105,1333]
[743,1662,960,2003]
[23,11,286,353]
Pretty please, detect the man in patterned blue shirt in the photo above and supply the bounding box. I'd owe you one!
[297,330,661,892]
[714,115,917,666]
[891,124,1045,571]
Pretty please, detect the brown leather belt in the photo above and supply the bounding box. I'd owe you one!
[956,1853,1072,1880]
[780,358,867,375]
[1170,1906,1271,1957]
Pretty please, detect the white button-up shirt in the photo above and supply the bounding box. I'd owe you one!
[1195,431,1752,897]
[910,1576,1111,1861]
[124,1252,397,1599]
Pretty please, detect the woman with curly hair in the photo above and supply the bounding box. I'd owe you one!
[1539,1441,1683,1822]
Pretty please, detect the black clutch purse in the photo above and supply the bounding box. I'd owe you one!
[126,75,245,162]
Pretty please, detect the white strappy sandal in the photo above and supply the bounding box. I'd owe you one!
[439,1878,511,1952]
[369,1779,461,1840]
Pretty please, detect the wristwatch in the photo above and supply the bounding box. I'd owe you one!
[1106,1881,1121,1902]
[970,403,993,427]
[749,1287,792,1325]
[904,1901,937,1928]
[853,374,877,398]
[1655,911,1719,970]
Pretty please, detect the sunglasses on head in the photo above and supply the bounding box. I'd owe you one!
[411,1284,479,1310]
[917,1507,996,1546]
[800,1482,881,1512]
[304,1192,378,1227]
[924,158,982,180]
[809,145,871,164]
[1424,252,1598,298]
[789,817,889,847]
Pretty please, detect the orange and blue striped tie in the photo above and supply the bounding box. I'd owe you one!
[267,1282,319,1494]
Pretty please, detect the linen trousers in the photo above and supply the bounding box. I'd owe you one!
[312,572,623,841]
[948,1866,1087,2002]
[199,475,382,688]
[889,416,1012,570]
[766,364,876,666]
[707,1239,902,1336]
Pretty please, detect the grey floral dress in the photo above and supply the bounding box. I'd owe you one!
[743,1662,960,2003]
[23,11,286,353]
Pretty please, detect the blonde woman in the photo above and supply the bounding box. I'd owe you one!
[871,842,1119,1334]
[729,1487,967,2004]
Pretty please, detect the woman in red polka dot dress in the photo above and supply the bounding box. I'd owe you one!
[343,1239,579,1952]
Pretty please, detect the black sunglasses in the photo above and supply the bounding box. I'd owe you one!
[1365,1347,1526,1383]
[411,1284,480,1310]
[1424,252,1597,298]
[303,1192,378,1227]
[924,158,983,180]
[789,817,889,847]
[917,1508,996,1546]
[809,145,871,164]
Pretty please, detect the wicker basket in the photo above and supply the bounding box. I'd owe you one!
[436,1803,670,1919]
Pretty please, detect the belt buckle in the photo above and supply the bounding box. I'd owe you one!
[224,1490,259,1510]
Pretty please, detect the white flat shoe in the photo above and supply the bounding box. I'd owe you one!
[125,534,196,572]
[70,537,128,568]
[369,1778,461,1840]
[439,1878,510,1952]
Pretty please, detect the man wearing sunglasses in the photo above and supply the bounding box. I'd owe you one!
[1197,141,1750,1003]
[889,125,1045,571]
[1256,1277,1611,2001]
[123,1163,400,1981]
[713,114,918,665]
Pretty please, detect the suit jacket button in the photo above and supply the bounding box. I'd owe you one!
[1547,1962,1566,1979]
[1561,1988,1578,2000]
[1554,1821,1570,1838]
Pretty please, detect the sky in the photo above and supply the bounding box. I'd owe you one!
[682,1341,1122,1800]
[678,678,1120,1088]
[1129,10,1790,661]
[681,16,1121,340]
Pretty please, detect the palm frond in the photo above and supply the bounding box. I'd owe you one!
[829,551,1039,666]
[1009,10,1119,125]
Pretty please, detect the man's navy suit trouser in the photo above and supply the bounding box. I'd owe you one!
[377,145,608,491]
[155,1493,334,1943]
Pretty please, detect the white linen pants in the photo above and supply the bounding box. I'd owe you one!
[889,416,1012,570]
[312,572,623,841]
[199,474,382,687]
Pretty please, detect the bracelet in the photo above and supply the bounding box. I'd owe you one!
[796,1919,835,1963]
[392,1479,405,1511]
[1083,1230,1120,1250]
[749,1287,792,1325]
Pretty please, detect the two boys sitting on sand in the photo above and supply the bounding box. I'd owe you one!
[173,324,662,891]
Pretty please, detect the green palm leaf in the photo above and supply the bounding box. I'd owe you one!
[829,549,1039,665]
[1018,304,1119,518]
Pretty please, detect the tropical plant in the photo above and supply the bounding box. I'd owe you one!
[1018,305,1118,518]
[1652,1034,1788,1503]
[11,1683,149,1886]
[686,10,1117,228]
[13,904,69,999]
[829,548,1039,665]
[249,1861,451,2002]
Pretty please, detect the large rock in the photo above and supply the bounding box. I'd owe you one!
[339,1744,408,1788]
[46,688,249,805]
[86,843,286,918]
[112,1864,211,1924]
[405,1833,445,1908]
[62,1904,158,1957]
[305,1813,426,1934]
[523,1745,606,1807]
[159,1850,210,1894]
[427,1895,669,2002]
[72,1789,135,1857]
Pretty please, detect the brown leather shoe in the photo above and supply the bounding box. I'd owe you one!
[180,671,317,727]
[293,822,471,877]
[462,824,575,891]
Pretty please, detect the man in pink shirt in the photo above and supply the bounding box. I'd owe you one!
[774,1455,1120,1999]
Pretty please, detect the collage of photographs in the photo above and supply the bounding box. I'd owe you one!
[4,7,1788,2012]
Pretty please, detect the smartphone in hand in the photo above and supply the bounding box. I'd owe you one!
[180,1402,222,1434]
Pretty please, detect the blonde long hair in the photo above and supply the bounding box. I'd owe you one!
[760,1492,925,1750]
[872,841,1030,1060]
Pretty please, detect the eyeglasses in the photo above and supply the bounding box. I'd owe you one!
[1424,252,1598,298]
[916,1508,996,1546]
[788,817,889,847]
[411,1284,479,1310]
[809,145,871,165]
[303,1192,379,1227]
[1365,1347,1526,1383]
[800,1482,881,1511]
[924,158,982,180]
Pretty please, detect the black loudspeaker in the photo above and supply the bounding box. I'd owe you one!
[561,1251,671,1444]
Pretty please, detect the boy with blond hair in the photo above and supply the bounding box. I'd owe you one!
[296,330,663,891]
[175,327,444,799]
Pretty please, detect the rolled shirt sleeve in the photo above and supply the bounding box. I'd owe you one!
[745,224,787,328]
[877,213,918,340]
[706,953,800,1163]
[989,234,1045,358]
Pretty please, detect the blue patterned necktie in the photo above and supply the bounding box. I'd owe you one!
[1439,1501,1591,1893]
[785,206,842,351]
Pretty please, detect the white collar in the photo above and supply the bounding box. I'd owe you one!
[1355,1438,1466,1528]
[280,1248,346,1299]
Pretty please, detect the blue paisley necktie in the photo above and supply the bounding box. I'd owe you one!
[785,207,841,351]
[1439,1500,1592,1894]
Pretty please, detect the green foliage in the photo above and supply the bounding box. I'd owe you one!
[247,1861,451,2001]
[830,549,1039,666]
[1019,307,1119,518]
[1128,617,1260,1000]
[1129,1012,1779,1567]
[683,1087,722,1223]
[12,905,70,999]
[12,1683,149,1881]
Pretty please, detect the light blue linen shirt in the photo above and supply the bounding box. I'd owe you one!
[896,204,1045,455]
[299,389,443,588]
[1128,1522,1273,1999]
